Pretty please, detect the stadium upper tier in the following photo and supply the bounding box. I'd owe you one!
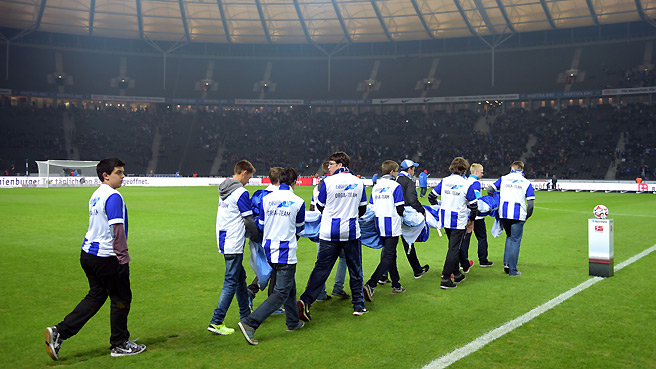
[0,0,654,44]
[1,38,654,99]
[2,104,654,181]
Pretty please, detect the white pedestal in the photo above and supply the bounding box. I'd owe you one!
[588,218,614,277]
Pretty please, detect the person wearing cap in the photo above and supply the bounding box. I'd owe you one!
[396,159,430,279]
[418,170,429,198]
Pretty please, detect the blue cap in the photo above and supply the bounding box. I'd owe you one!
[400,159,419,170]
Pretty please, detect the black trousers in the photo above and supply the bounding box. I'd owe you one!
[367,236,401,289]
[442,228,467,277]
[401,238,423,274]
[247,272,277,299]
[57,251,132,347]
[460,218,489,265]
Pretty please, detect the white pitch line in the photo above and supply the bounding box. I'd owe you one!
[423,244,656,369]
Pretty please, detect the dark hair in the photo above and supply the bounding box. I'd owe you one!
[321,161,330,174]
[96,158,126,181]
[268,167,284,184]
[279,167,298,186]
[328,152,350,168]
[234,160,255,175]
[449,157,470,175]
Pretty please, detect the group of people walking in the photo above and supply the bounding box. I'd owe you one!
[45,152,535,360]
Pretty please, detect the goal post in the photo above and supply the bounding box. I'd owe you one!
[35,160,100,188]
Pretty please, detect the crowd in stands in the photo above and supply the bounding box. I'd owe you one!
[615,104,656,180]
[2,103,655,181]
[71,107,157,172]
[0,106,67,174]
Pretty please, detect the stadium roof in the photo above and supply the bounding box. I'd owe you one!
[0,0,655,44]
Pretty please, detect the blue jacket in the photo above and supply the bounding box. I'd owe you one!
[418,172,428,187]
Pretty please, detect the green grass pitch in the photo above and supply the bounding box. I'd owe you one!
[1,186,655,368]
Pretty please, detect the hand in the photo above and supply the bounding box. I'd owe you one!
[466,220,474,234]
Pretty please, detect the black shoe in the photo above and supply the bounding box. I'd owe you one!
[297,300,311,322]
[45,326,62,361]
[353,307,369,316]
[110,340,147,357]
[414,265,430,279]
[377,277,391,285]
[363,284,374,302]
[440,278,457,289]
[286,321,305,331]
[453,272,466,284]
[461,260,474,273]
[504,264,510,274]
[479,260,494,267]
[331,290,350,299]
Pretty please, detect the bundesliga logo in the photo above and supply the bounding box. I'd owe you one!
[593,204,609,219]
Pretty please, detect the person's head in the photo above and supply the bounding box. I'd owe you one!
[381,160,399,175]
[97,158,126,189]
[233,160,255,185]
[400,159,419,175]
[321,161,330,175]
[449,157,470,175]
[470,163,484,178]
[510,161,524,172]
[268,167,284,185]
[423,170,427,174]
[327,152,350,175]
[279,167,298,187]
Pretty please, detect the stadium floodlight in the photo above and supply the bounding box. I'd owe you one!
[36,160,99,188]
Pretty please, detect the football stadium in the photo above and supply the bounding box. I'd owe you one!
[1,0,655,367]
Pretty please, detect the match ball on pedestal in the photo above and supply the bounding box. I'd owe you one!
[593,204,609,219]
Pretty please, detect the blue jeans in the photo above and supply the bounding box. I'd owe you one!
[501,219,525,275]
[317,244,347,298]
[301,239,365,310]
[210,253,251,325]
[242,263,300,330]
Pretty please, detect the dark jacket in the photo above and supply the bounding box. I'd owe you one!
[396,173,425,215]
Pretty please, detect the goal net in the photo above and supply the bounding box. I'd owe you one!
[35,160,100,187]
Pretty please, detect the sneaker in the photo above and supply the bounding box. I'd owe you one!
[237,322,258,345]
[504,264,510,274]
[272,307,285,315]
[510,271,522,277]
[440,278,457,289]
[248,297,254,313]
[377,277,391,285]
[316,294,332,302]
[414,265,430,279]
[453,273,466,284]
[110,340,146,357]
[391,286,406,294]
[331,290,350,299]
[286,321,305,331]
[207,323,235,335]
[353,307,369,316]
[363,284,375,302]
[45,326,62,361]
[479,260,494,267]
[461,260,474,274]
[297,300,311,322]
